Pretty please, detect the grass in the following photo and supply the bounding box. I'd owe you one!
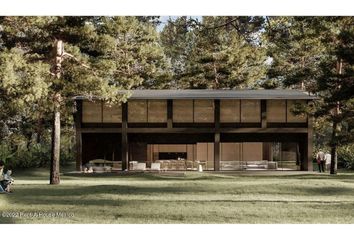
[1,166,354,223]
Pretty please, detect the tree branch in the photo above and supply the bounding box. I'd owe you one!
[62,52,98,76]
[62,52,91,70]
[203,18,239,30]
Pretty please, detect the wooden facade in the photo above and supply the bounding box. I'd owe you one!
[74,90,316,172]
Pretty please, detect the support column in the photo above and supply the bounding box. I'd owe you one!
[305,114,314,171]
[167,99,173,128]
[75,100,82,171]
[262,142,270,161]
[214,99,220,171]
[121,102,128,171]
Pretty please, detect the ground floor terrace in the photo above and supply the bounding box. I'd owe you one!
[78,132,312,172]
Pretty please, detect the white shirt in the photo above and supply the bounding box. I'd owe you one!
[317,151,325,161]
[0,168,4,181]
[325,153,331,164]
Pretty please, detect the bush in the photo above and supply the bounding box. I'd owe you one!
[0,143,16,164]
[338,144,354,170]
[0,136,75,169]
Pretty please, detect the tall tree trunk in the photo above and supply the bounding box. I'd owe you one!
[301,56,305,90]
[35,117,43,144]
[213,54,219,89]
[50,39,64,184]
[330,122,338,175]
[330,58,343,175]
[50,98,61,184]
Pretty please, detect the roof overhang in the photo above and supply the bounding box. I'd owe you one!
[74,89,318,100]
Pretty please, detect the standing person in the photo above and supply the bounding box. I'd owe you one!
[0,160,6,193]
[325,152,332,172]
[316,150,325,173]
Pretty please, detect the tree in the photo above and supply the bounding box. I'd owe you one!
[160,16,198,87]
[265,17,326,92]
[266,16,354,174]
[184,16,267,89]
[0,16,169,183]
[315,17,354,174]
[161,16,267,89]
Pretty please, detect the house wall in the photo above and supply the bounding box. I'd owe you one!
[76,98,313,171]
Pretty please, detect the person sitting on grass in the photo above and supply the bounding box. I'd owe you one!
[2,169,14,193]
[0,160,6,194]
[0,161,14,193]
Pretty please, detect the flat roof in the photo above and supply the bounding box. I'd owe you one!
[75,89,317,100]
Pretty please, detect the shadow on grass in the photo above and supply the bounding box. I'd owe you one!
[5,180,354,207]
[300,186,354,196]
[6,184,354,209]
[62,172,238,181]
[13,166,354,182]
[4,184,204,206]
[0,214,17,224]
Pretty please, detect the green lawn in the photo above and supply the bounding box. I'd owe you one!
[1,168,354,223]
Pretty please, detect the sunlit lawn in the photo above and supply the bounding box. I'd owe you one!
[1,167,354,223]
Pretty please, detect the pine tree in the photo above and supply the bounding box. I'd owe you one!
[266,17,326,92]
[160,16,198,87]
[0,16,169,183]
[315,17,354,174]
[266,16,354,174]
[161,16,267,89]
[182,16,267,89]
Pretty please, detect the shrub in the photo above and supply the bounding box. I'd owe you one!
[337,144,354,170]
[0,143,16,164]
[0,136,75,169]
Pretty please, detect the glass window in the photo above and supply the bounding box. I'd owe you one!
[220,100,240,123]
[242,143,263,161]
[173,100,193,122]
[102,103,122,123]
[240,100,261,122]
[206,143,214,170]
[267,100,286,123]
[194,100,214,123]
[148,100,167,123]
[287,100,307,123]
[221,143,241,161]
[82,101,102,123]
[128,100,147,122]
[220,143,242,170]
[196,143,214,170]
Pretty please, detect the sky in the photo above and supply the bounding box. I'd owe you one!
[157,16,202,32]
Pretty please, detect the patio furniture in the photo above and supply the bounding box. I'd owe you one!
[220,161,242,170]
[129,161,147,171]
[246,160,268,169]
[129,161,138,170]
[87,159,117,172]
[151,163,161,171]
[197,161,207,171]
[267,162,278,169]
[92,166,105,173]
[135,163,146,171]
[170,160,178,170]
[111,161,122,172]
[185,160,194,170]
[160,160,170,171]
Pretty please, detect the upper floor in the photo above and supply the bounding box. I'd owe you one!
[75,89,316,130]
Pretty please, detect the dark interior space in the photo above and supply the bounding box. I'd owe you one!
[82,133,121,165]
[128,133,215,144]
[159,152,187,160]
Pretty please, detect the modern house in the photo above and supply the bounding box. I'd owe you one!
[74,89,316,172]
